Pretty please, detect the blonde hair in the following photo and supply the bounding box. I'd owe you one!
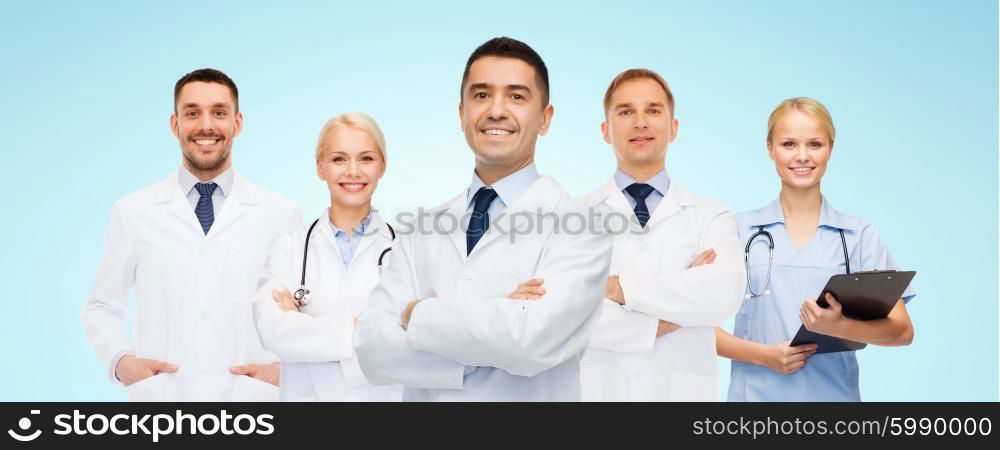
[766,97,835,144]
[603,68,675,116]
[314,112,387,165]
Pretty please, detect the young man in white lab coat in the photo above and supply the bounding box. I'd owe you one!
[578,69,745,401]
[355,37,612,401]
[82,68,302,401]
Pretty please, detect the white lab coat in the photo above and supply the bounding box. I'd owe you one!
[355,175,612,401]
[578,177,745,401]
[253,209,401,401]
[82,169,302,401]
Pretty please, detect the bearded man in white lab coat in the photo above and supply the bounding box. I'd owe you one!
[82,68,302,401]
[355,37,612,401]
[578,69,745,401]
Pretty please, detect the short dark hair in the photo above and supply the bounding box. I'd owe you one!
[174,68,239,112]
[460,37,550,106]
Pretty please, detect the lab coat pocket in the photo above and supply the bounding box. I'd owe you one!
[230,375,279,402]
[125,373,174,402]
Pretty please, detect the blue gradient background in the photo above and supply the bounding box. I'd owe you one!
[1,1,996,401]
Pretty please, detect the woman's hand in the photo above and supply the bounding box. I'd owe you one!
[800,293,844,336]
[760,341,818,375]
[272,289,300,312]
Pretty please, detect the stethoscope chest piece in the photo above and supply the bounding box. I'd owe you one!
[294,287,311,306]
[745,289,771,300]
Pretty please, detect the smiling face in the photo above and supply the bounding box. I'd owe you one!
[316,126,385,210]
[767,110,833,191]
[602,78,677,177]
[170,81,242,178]
[459,56,553,180]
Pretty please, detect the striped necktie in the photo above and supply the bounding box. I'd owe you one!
[625,183,655,228]
[194,182,218,234]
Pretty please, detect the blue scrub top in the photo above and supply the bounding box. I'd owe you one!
[728,197,916,402]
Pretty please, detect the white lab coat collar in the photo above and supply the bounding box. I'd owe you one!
[431,175,564,258]
[152,169,260,240]
[592,173,697,229]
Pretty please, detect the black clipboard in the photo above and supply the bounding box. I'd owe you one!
[790,270,915,353]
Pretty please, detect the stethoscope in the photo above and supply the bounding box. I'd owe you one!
[744,225,850,299]
[293,218,395,305]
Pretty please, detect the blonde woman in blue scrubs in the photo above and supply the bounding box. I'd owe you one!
[715,97,916,402]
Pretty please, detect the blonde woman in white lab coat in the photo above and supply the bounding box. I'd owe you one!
[253,113,401,401]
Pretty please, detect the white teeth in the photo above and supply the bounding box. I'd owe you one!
[483,129,513,135]
[195,139,218,146]
[341,183,365,190]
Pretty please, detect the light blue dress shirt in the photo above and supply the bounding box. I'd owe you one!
[465,163,540,223]
[329,214,371,268]
[613,168,669,216]
[729,197,916,402]
[178,165,233,213]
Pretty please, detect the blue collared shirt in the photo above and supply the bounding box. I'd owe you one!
[178,165,233,213]
[330,214,372,268]
[465,163,540,221]
[614,168,670,216]
[728,197,916,402]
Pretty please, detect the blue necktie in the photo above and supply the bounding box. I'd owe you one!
[467,187,499,255]
[194,182,218,235]
[625,183,655,228]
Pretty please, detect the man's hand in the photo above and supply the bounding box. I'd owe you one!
[401,300,421,331]
[655,249,717,336]
[761,341,818,375]
[689,248,716,268]
[800,293,845,336]
[272,289,299,312]
[229,362,280,386]
[656,320,681,337]
[115,355,178,387]
[509,278,546,300]
[606,275,624,305]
